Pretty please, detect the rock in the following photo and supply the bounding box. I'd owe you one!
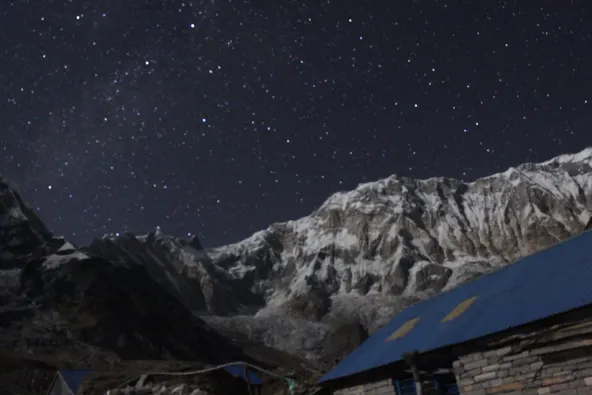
[322,321,368,365]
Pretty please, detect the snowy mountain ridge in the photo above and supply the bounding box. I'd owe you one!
[96,147,590,358]
[2,148,591,360]
[199,147,592,298]
[77,148,588,359]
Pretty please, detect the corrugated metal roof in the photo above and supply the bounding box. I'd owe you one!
[59,370,93,394]
[223,363,264,384]
[319,230,592,383]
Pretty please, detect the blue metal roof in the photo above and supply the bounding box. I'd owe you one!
[320,230,592,383]
[59,369,93,394]
[223,363,264,384]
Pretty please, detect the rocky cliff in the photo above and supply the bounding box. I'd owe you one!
[128,148,592,357]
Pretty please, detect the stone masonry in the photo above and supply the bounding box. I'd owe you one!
[453,340,592,395]
[329,313,592,395]
[333,378,396,395]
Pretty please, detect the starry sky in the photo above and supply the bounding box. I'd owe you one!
[1,0,591,247]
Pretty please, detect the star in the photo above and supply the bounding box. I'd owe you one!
[0,0,589,246]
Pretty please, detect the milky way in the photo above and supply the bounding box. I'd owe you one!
[1,0,591,246]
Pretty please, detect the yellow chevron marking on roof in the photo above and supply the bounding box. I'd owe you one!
[385,317,421,342]
[442,296,478,322]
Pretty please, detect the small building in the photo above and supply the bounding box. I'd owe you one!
[319,230,592,395]
[223,362,264,394]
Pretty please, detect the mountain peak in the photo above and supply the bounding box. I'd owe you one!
[541,146,592,166]
[180,148,592,337]
[0,176,55,267]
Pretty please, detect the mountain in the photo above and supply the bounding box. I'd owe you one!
[115,148,592,359]
[0,177,319,395]
[0,178,54,269]
[1,148,591,391]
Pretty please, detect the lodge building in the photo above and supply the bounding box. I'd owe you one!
[319,230,592,395]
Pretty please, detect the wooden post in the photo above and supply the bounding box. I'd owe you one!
[403,351,423,395]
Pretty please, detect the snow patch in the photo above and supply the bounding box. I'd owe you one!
[42,250,89,270]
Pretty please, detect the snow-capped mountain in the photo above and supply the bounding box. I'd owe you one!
[2,148,592,363]
[127,147,592,354]
[156,148,590,311]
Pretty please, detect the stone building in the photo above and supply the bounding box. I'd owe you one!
[318,230,592,395]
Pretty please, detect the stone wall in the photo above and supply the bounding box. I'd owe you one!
[333,378,396,395]
[329,312,592,395]
[453,340,592,394]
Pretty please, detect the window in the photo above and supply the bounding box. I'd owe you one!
[392,374,460,395]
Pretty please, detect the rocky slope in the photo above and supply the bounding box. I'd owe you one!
[113,148,592,358]
[0,176,319,395]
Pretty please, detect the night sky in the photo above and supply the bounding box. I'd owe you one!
[1,1,591,247]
